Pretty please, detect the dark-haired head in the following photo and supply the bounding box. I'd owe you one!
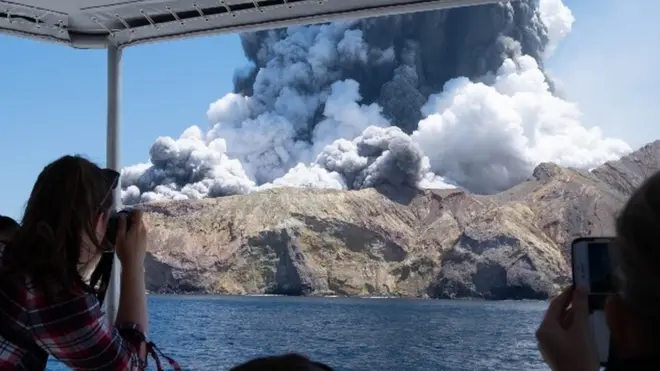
[0,215,19,242]
[3,155,118,295]
[607,170,660,359]
[230,354,333,371]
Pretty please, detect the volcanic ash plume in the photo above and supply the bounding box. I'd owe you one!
[121,0,631,204]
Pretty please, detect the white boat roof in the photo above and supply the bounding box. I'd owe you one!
[0,0,508,49]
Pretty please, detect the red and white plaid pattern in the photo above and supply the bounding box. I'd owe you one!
[0,243,143,370]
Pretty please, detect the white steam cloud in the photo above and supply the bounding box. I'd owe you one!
[121,0,631,204]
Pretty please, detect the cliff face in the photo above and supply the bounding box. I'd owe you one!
[141,142,659,299]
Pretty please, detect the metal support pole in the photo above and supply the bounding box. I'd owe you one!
[104,44,122,323]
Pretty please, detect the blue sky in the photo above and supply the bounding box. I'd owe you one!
[0,35,248,219]
[0,0,658,220]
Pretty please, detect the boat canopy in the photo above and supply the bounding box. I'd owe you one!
[0,0,505,49]
[0,0,513,330]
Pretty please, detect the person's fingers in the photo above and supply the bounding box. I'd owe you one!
[543,286,573,325]
[570,286,590,330]
[560,307,574,329]
[139,212,148,232]
[131,209,143,226]
[116,214,127,243]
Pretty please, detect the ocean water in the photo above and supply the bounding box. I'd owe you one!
[48,295,549,370]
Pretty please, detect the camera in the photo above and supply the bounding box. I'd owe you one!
[105,209,134,245]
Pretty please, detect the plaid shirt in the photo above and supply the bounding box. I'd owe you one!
[0,243,143,370]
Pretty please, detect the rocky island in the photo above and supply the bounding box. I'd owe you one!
[141,141,660,300]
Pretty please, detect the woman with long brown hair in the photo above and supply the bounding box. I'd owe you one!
[0,155,154,370]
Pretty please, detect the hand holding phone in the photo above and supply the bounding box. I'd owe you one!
[536,286,600,371]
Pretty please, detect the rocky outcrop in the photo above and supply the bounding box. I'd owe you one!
[428,203,566,300]
[140,142,659,300]
[592,140,660,195]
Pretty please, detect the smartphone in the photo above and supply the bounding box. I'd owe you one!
[571,237,617,367]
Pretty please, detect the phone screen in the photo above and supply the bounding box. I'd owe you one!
[587,242,614,294]
[572,238,616,366]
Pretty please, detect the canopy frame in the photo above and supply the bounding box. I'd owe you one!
[105,45,123,322]
[0,0,508,49]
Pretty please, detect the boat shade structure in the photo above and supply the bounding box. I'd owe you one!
[1,0,507,48]
[0,0,514,332]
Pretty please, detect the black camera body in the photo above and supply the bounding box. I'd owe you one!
[91,209,133,305]
[105,209,134,245]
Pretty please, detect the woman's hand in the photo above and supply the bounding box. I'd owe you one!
[115,210,150,338]
[536,286,600,371]
[114,210,148,269]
